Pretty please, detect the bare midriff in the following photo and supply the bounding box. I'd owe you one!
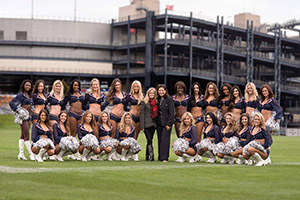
[50,105,61,116]
[246,107,255,116]
[130,105,140,117]
[221,106,229,117]
[206,106,218,116]
[89,104,101,116]
[232,108,242,121]
[23,105,32,113]
[191,107,202,118]
[70,101,82,115]
[32,105,43,114]
[176,105,187,118]
[261,110,272,122]
[100,135,110,140]
[111,104,124,117]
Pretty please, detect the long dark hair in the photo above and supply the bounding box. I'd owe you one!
[229,85,242,111]
[220,82,232,100]
[259,84,274,101]
[106,78,122,104]
[38,109,52,132]
[33,79,45,94]
[206,112,218,126]
[82,111,98,136]
[58,111,71,135]
[18,79,33,95]
[66,79,81,98]
[190,82,202,107]
[238,113,251,132]
[156,84,169,101]
[203,82,220,106]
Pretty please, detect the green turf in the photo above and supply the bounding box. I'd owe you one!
[0,114,300,200]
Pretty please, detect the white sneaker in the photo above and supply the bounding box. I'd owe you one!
[265,156,271,165]
[237,155,245,165]
[252,153,265,167]
[220,158,227,164]
[132,154,139,161]
[175,156,185,162]
[194,154,202,162]
[67,154,76,160]
[120,149,128,161]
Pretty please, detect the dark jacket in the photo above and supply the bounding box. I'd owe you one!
[157,96,174,127]
[140,100,157,129]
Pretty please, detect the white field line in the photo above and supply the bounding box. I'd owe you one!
[1,163,300,174]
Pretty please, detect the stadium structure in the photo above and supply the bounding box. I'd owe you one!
[0,0,300,127]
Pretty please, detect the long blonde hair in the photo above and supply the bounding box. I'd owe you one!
[179,112,195,136]
[244,82,258,102]
[130,80,144,104]
[89,78,101,97]
[118,112,132,133]
[143,87,157,104]
[253,112,266,130]
[224,112,238,133]
[50,80,64,99]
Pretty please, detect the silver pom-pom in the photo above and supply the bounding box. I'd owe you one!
[172,138,189,153]
[33,138,55,149]
[196,138,218,153]
[14,107,30,125]
[80,134,99,151]
[59,136,80,152]
[100,137,118,149]
[216,109,223,122]
[266,111,280,132]
[243,140,266,155]
[215,137,241,155]
[119,138,142,154]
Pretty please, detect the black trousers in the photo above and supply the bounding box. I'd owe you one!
[144,126,156,145]
[157,125,171,161]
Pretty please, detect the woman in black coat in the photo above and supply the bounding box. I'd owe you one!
[156,84,174,162]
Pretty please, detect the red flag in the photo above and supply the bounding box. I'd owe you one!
[130,28,136,33]
[166,5,173,10]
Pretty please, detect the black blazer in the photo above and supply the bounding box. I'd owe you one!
[140,101,157,129]
[157,95,174,127]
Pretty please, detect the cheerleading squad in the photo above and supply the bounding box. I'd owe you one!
[9,78,283,166]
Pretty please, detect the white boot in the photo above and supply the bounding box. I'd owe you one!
[98,151,106,161]
[120,149,128,161]
[126,151,134,161]
[75,152,82,160]
[81,148,91,162]
[252,153,265,166]
[106,151,113,161]
[36,148,47,162]
[237,155,245,165]
[224,155,235,164]
[87,152,98,161]
[48,155,56,160]
[56,149,67,162]
[206,151,217,163]
[132,154,139,161]
[194,154,202,162]
[112,149,120,161]
[18,139,27,160]
[183,153,194,163]
[24,140,35,161]
[265,155,271,165]
[220,158,227,164]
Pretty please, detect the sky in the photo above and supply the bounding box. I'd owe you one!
[0,0,299,25]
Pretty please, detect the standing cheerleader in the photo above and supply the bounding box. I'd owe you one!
[31,109,55,162]
[173,81,189,138]
[228,85,245,122]
[128,80,144,140]
[243,112,273,166]
[63,80,85,137]
[196,112,221,163]
[244,82,260,117]
[140,87,158,161]
[53,111,79,162]
[116,112,142,161]
[48,80,65,126]
[219,83,232,126]
[157,84,174,162]
[258,84,283,134]
[31,80,47,124]
[230,113,252,165]
[172,112,198,163]
[203,82,220,118]
[77,111,100,162]
[98,111,119,161]
[84,78,105,122]
[9,80,35,160]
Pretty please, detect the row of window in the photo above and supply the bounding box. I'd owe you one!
[0,31,27,40]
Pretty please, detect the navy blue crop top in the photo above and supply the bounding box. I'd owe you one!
[258,98,283,120]
[77,124,95,140]
[47,94,65,109]
[204,98,219,108]
[128,93,142,106]
[115,125,135,141]
[98,124,113,137]
[203,124,222,144]
[53,123,68,144]
[221,126,237,138]
[173,94,189,108]
[85,92,105,105]
[180,126,197,147]
[9,92,33,112]
[246,126,273,148]
[245,97,259,109]
[238,126,251,147]
[113,92,127,105]
[233,97,245,110]
[32,93,47,106]
[220,98,230,107]
[31,122,52,143]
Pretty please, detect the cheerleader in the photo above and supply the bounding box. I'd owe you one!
[215,112,239,164]
[9,80,35,160]
[196,112,221,163]
[203,82,220,118]
[229,85,245,122]
[103,78,128,138]
[48,80,65,127]
[230,113,252,165]
[53,111,79,162]
[140,87,158,161]
[63,80,85,137]
[31,109,55,162]
[157,84,174,162]
[244,82,259,117]
[243,112,273,166]
[128,80,144,140]
[98,111,119,161]
[77,111,100,162]
[258,84,283,134]
[219,83,232,126]
[173,81,189,138]
[84,78,105,122]
[115,112,142,161]
[31,80,47,124]
[172,112,198,163]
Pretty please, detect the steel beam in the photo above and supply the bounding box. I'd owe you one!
[216,16,224,89]
[246,20,254,83]
[189,12,193,94]
[145,11,154,91]
[127,15,131,92]
[164,8,168,85]
[274,24,282,103]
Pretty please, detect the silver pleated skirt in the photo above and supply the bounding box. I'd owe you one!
[59,136,80,152]
[266,112,280,132]
[243,140,266,155]
[172,138,189,153]
[33,138,55,149]
[119,138,142,154]
[100,137,118,149]
[80,134,99,150]
[215,137,241,155]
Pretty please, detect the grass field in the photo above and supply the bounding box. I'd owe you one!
[1,115,300,200]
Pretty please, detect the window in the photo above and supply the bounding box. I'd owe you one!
[16,31,27,40]
[0,31,3,40]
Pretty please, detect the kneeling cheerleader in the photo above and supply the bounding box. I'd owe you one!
[116,112,142,161]
[31,109,55,162]
[77,111,100,162]
[98,111,119,161]
[215,112,240,164]
[53,111,79,162]
[196,112,222,163]
[242,112,273,166]
[172,112,198,163]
